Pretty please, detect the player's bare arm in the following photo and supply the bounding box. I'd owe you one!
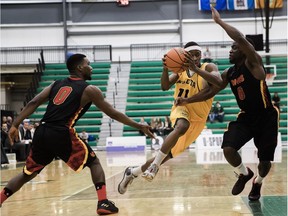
[84,85,155,138]
[175,84,221,106]
[211,6,265,80]
[8,83,53,144]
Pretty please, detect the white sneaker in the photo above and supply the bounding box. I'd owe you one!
[142,163,159,182]
[118,167,137,194]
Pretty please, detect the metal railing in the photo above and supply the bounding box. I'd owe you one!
[1,45,112,65]
[130,39,287,61]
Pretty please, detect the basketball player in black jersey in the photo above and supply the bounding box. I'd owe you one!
[178,6,279,201]
[1,54,154,215]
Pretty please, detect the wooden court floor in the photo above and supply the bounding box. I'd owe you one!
[1,148,287,216]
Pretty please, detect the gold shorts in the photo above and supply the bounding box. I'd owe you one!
[170,105,206,157]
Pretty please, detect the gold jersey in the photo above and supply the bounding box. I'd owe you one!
[172,63,214,122]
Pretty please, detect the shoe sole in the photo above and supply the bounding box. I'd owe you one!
[141,173,154,182]
[97,209,119,215]
[118,167,131,194]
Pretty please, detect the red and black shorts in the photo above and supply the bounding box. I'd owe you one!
[24,123,97,175]
[222,107,279,161]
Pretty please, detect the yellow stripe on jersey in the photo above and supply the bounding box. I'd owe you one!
[260,80,267,108]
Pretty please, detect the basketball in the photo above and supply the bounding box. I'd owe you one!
[165,47,187,73]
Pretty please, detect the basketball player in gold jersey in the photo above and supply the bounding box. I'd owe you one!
[118,42,221,194]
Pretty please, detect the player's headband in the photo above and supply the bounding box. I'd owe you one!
[184,45,202,52]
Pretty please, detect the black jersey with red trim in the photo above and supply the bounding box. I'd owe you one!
[227,63,273,113]
[41,77,92,127]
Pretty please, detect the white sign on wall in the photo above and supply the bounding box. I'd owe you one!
[195,133,282,164]
[106,136,146,152]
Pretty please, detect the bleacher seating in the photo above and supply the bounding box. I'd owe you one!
[125,56,287,143]
[28,62,111,146]
[124,61,171,142]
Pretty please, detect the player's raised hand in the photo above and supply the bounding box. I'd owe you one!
[139,124,155,139]
[210,5,221,24]
[162,54,169,70]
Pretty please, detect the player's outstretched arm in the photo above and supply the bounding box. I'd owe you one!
[211,5,265,80]
[8,84,52,145]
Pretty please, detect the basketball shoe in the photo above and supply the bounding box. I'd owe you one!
[142,163,159,182]
[97,199,119,215]
[118,167,137,194]
[232,167,254,195]
[248,177,262,201]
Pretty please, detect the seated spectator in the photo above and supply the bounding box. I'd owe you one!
[1,122,26,162]
[272,92,281,111]
[208,104,216,123]
[79,129,89,144]
[1,133,9,165]
[16,120,33,161]
[163,116,173,136]
[138,117,149,136]
[6,116,13,130]
[214,101,225,123]
[149,117,158,135]
[156,117,164,136]
[208,102,225,123]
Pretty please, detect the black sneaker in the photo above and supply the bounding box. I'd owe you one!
[248,177,262,201]
[232,167,254,195]
[97,199,119,215]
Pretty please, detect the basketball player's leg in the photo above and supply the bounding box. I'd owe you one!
[83,145,118,215]
[0,171,38,206]
[141,117,189,181]
[249,108,278,201]
[222,119,254,195]
[118,121,204,194]
[1,125,52,206]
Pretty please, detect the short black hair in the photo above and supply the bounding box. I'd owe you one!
[66,53,86,73]
[184,41,200,49]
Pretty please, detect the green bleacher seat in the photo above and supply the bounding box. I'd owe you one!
[43,68,110,75]
[130,73,162,79]
[82,112,103,118]
[129,78,160,85]
[126,103,172,110]
[127,96,173,103]
[126,110,171,117]
[75,125,100,133]
[41,74,109,81]
[131,61,162,67]
[128,90,174,97]
[129,84,161,91]
[206,122,228,129]
[45,62,111,69]
[130,67,163,73]
[76,119,102,125]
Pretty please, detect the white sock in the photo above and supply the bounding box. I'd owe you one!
[153,150,167,166]
[131,166,142,177]
[254,175,264,184]
[236,163,248,175]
